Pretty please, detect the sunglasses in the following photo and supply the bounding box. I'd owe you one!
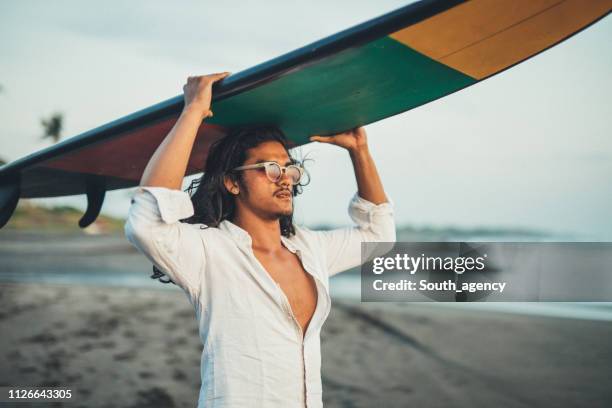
[232,161,304,184]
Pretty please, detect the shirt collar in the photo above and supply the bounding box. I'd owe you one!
[219,220,252,246]
[219,219,298,253]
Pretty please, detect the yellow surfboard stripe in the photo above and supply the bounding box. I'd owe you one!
[389,0,612,80]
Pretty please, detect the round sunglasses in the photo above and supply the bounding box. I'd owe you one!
[232,161,304,184]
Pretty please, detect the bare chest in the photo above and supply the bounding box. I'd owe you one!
[254,249,318,335]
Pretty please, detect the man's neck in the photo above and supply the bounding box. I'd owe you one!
[232,212,282,254]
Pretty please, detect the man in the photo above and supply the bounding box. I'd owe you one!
[124,73,396,407]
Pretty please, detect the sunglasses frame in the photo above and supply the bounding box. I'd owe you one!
[232,161,304,184]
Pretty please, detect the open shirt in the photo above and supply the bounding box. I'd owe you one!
[124,186,395,407]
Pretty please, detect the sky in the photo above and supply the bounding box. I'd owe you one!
[0,1,610,239]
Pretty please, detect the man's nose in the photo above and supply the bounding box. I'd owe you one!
[278,169,292,186]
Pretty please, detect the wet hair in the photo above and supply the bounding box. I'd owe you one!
[151,125,310,285]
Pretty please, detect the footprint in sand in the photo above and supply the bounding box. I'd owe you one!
[131,387,176,408]
[114,349,138,361]
[138,371,155,379]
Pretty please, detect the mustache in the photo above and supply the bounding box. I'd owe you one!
[274,187,292,195]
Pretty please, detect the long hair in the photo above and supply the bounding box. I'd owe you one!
[151,125,309,284]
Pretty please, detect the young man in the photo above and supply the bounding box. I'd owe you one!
[124,73,396,407]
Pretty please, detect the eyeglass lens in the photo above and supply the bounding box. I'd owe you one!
[265,163,301,184]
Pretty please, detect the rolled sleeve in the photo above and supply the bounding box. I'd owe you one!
[314,193,397,278]
[131,186,195,224]
[348,192,395,228]
[124,186,205,301]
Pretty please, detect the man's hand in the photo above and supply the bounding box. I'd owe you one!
[182,72,231,119]
[311,126,387,204]
[309,127,368,153]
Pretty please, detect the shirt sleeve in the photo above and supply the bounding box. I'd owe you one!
[314,193,396,277]
[124,186,206,301]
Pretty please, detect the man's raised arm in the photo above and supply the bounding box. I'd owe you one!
[309,127,396,277]
[140,72,230,189]
[124,73,229,299]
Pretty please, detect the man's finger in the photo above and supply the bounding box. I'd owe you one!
[309,135,332,143]
[210,72,231,80]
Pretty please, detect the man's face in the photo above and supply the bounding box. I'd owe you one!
[234,141,294,220]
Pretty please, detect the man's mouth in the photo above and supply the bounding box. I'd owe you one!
[275,191,292,199]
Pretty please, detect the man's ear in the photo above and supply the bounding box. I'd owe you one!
[223,174,239,195]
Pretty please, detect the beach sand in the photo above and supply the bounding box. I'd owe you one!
[1,230,611,407]
[1,282,611,408]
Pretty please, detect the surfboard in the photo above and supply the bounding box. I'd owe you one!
[0,0,610,228]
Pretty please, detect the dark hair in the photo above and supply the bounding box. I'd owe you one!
[151,125,310,285]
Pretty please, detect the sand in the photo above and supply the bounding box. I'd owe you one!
[1,230,611,407]
[1,282,611,408]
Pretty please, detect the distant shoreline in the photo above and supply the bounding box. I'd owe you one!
[4,201,578,241]
[2,229,611,323]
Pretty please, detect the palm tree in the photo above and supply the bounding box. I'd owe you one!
[41,113,64,143]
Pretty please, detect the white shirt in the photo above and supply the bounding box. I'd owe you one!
[124,186,395,407]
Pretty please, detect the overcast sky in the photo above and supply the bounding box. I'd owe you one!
[0,1,610,239]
